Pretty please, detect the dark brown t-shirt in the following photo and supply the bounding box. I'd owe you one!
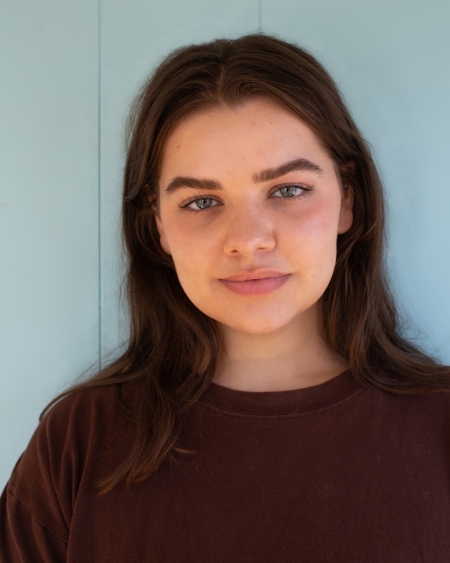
[2,369,450,562]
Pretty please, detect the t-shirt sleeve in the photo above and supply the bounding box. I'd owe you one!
[0,385,119,563]
[0,483,67,562]
[0,393,77,563]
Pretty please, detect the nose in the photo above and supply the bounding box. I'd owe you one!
[222,206,276,257]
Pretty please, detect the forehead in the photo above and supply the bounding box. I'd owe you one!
[158,97,333,184]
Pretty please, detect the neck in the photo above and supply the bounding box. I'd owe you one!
[213,306,348,392]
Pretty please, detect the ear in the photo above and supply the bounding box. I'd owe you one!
[337,185,354,234]
[336,160,356,235]
[149,196,172,255]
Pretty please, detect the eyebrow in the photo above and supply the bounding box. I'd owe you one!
[164,157,324,195]
[254,157,324,183]
[165,177,221,195]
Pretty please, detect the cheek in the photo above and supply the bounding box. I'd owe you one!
[293,198,340,239]
[167,223,217,282]
[285,203,340,275]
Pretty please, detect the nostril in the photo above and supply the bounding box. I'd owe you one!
[224,230,276,256]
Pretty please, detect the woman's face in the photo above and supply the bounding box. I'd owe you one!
[154,97,353,336]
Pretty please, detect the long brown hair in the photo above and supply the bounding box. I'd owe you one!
[42,33,450,493]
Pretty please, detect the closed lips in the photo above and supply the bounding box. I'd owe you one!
[221,271,289,282]
[220,272,290,296]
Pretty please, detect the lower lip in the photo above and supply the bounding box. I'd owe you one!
[220,275,291,296]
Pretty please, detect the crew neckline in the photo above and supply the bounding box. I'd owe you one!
[197,369,363,416]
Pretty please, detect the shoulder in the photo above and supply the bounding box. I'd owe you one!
[41,382,125,437]
[5,380,141,535]
[40,378,141,441]
[24,382,129,458]
[10,379,139,465]
[359,379,450,433]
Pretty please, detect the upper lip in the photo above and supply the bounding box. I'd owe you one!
[221,269,289,282]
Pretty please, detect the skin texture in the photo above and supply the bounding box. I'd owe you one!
[154,97,354,392]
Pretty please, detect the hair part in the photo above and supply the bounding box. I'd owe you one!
[41,33,450,494]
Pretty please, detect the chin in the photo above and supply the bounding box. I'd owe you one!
[218,316,297,335]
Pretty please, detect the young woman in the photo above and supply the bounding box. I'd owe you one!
[2,33,450,562]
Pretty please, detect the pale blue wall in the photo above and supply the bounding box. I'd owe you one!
[1,0,449,487]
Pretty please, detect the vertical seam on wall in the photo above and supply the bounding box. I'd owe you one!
[97,0,102,371]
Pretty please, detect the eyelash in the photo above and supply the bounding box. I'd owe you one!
[178,184,313,214]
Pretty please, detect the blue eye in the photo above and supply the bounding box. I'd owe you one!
[185,197,219,211]
[272,186,305,198]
